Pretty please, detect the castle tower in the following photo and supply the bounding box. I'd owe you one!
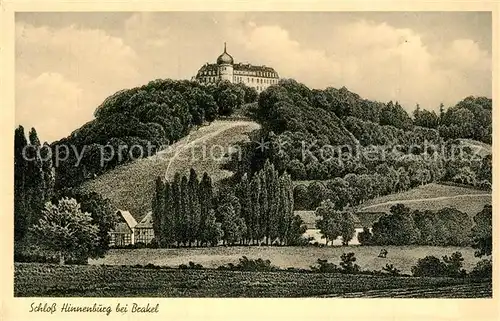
[216,42,234,83]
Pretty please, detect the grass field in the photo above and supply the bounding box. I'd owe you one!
[89,246,482,274]
[357,183,491,217]
[15,263,489,297]
[79,120,260,221]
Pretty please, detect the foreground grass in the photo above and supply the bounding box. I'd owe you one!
[91,246,482,274]
[14,263,489,298]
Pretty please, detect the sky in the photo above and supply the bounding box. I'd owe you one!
[15,12,492,142]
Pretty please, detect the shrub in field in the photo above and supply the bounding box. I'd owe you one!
[411,256,447,277]
[310,259,340,273]
[469,259,492,280]
[382,264,401,276]
[442,252,467,278]
[411,252,467,278]
[218,256,279,272]
[339,252,360,274]
[179,262,204,270]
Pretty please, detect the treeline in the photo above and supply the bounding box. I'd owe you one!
[358,204,492,249]
[14,126,117,263]
[14,126,55,247]
[152,161,306,247]
[52,79,258,189]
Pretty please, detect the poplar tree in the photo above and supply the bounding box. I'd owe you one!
[199,172,213,246]
[163,181,176,246]
[180,175,189,246]
[188,168,201,246]
[250,174,261,244]
[152,177,165,246]
[172,173,182,246]
[238,173,252,244]
[14,126,28,243]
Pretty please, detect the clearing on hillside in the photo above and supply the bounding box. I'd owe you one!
[357,183,491,218]
[79,120,260,221]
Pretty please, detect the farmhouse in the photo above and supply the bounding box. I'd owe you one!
[134,212,155,244]
[109,210,155,247]
[109,210,137,246]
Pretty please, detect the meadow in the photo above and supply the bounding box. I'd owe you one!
[15,263,489,298]
[89,245,482,274]
[79,120,260,221]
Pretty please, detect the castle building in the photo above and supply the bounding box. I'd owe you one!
[194,43,280,93]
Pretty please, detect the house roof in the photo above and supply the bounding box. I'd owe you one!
[113,222,132,234]
[136,211,153,229]
[116,209,137,229]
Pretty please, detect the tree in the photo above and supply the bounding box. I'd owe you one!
[28,198,99,264]
[219,202,240,245]
[442,252,467,278]
[358,227,374,245]
[203,209,223,246]
[340,212,356,245]
[237,173,252,243]
[286,215,308,245]
[53,189,117,259]
[411,256,447,277]
[14,126,29,243]
[152,177,165,246]
[471,205,492,257]
[199,172,214,246]
[15,126,55,256]
[188,168,201,246]
[339,252,360,274]
[163,181,176,246]
[371,204,420,245]
[250,174,261,243]
[315,199,343,245]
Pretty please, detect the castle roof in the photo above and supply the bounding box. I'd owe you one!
[233,63,278,75]
[216,42,234,65]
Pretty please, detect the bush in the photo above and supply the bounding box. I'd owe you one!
[469,259,492,280]
[411,256,447,277]
[179,261,204,270]
[382,264,401,276]
[310,259,340,273]
[218,256,279,272]
[411,252,467,278]
[442,252,467,278]
[339,252,360,274]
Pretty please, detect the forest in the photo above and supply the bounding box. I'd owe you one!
[51,79,258,189]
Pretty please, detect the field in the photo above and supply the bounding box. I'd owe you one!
[457,138,492,158]
[79,120,260,221]
[14,263,490,298]
[357,183,491,217]
[90,246,483,274]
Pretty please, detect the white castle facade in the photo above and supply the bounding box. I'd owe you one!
[194,43,280,93]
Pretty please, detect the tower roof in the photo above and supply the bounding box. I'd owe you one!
[216,42,234,65]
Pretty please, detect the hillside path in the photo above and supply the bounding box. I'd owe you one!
[154,120,260,180]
